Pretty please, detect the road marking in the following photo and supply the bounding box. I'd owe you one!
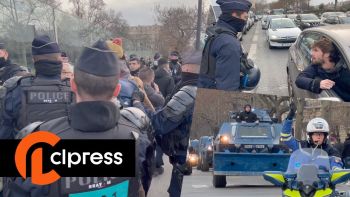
[248,43,257,61]
[192,185,209,189]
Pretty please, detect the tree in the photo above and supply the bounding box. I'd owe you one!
[154,4,198,54]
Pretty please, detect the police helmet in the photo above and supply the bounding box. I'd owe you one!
[306,118,330,145]
[240,59,261,91]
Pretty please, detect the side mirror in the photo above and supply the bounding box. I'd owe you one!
[263,171,285,187]
[331,170,350,185]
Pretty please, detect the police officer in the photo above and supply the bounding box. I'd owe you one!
[281,104,343,170]
[0,35,73,139]
[199,0,252,90]
[3,40,144,197]
[237,104,258,123]
[169,51,182,84]
[0,41,28,84]
[147,50,200,197]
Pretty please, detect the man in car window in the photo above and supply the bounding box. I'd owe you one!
[295,38,350,101]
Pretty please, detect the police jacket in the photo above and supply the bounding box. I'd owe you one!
[0,60,73,139]
[198,19,242,90]
[4,101,141,197]
[295,63,350,102]
[342,138,350,158]
[281,119,343,170]
[237,111,258,123]
[151,73,197,163]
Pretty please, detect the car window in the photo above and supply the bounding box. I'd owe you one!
[298,32,322,65]
[237,126,270,138]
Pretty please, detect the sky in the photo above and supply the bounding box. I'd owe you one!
[61,0,200,26]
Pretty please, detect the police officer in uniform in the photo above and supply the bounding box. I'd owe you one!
[237,104,258,123]
[198,0,253,90]
[0,35,73,139]
[145,50,200,197]
[0,41,28,84]
[3,40,144,197]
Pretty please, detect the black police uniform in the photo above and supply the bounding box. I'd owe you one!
[151,51,200,197]
[3,40,143,197]
[0,35,73,139]
[237,111,258,123]
[0,59,28,85]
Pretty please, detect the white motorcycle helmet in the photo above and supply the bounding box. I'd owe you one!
[306,118,330,145]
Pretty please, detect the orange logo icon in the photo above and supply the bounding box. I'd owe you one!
[15,131,61,185]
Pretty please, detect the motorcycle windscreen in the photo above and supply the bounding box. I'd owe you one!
[286,148,330,174]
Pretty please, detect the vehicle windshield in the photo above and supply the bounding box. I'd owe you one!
[301,14,319,20]
[286,148,330,174]
[340,17,350,24]
[271,19,296,29]
[237,125,270,137]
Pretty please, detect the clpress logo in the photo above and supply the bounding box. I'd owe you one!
[0,131,135,185]
[15,131,61,185]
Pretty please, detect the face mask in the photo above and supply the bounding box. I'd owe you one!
[219,13,247,32]
[171,59,178,64]
[0,57,7,66]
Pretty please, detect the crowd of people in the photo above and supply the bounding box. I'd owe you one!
[0,34,200,197]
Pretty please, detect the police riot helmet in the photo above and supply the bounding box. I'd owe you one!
[240,58,261,91]
[306,118,330,145]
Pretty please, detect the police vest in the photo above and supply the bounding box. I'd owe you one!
[201,25,253,89]
[17,76,74,130]
[4,116,141,197]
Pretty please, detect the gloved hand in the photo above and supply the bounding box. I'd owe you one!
[132,90,145,103]
[287,102,296,120]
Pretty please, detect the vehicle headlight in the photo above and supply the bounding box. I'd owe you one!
[189,154,198,162]
[270,35,278,40]
[220,135,230,144]
[207,145,213,151]
[304,22,310,26]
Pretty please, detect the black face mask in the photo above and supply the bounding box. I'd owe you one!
[219,13,247,32]
[0,57,8,67]
[171,59,178,64]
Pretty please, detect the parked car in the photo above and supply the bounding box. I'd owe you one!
[286,25,350,101]
[261,15,268,29]
[197,136,214,172]
[295,14,321,30]
[323,16,350,25]
[266,18,301,49]
[320,12,346,23]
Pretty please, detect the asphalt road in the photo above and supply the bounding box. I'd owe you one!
[242,21,290,97]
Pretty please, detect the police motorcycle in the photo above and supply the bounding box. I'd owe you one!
[263,148,350,197]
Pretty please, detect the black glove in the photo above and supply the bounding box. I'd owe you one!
[132,90,145,103]
[287,102,296,120]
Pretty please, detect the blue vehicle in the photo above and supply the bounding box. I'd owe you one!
[197,136,214,172]
[212,109,291,188]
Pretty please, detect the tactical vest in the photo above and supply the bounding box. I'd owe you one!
[4,116,141,197]
[201,25,253,88]
[16,76,74,130]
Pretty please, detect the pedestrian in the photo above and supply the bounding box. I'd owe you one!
[198,0,255,90]
[0,41,29,84]
[0,35,74,139]
[154,57,175,98]
[169,51,182,84]
[295,38,350,101]
[3,40,145,197]
[129,55,144,77]
[138,67,165,110]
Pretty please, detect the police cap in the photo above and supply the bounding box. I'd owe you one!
[32,35,60,55]
[216,0,252,13]
[76,40,120,77]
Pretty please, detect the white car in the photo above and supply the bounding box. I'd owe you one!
[267,18,301,49]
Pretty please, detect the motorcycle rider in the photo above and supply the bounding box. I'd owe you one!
[281,103,343,170]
